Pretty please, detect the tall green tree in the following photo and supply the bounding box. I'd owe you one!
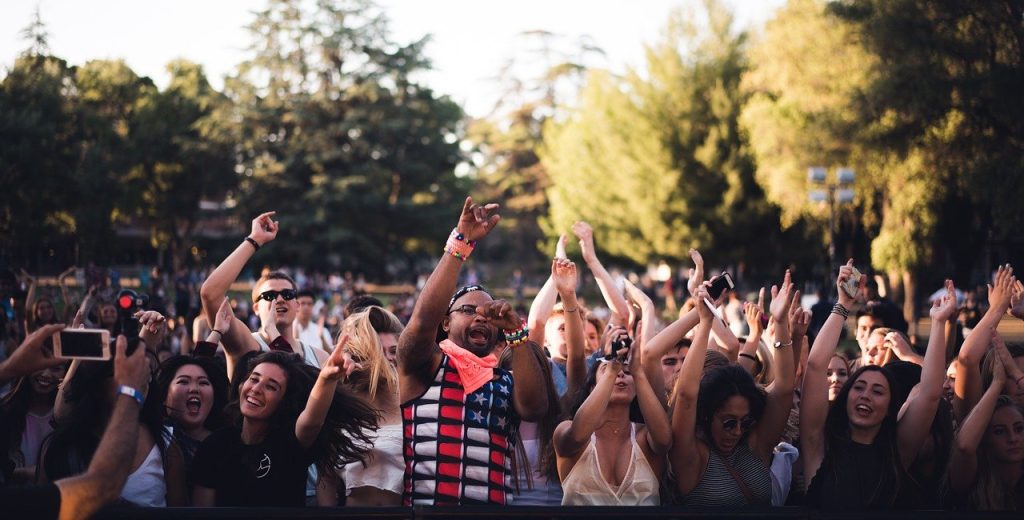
[543,2,787,270]
[223,0,466,275]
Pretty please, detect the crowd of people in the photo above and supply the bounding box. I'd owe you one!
[2,199,1024,519]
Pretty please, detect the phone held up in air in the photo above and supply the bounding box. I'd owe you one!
[53,328,111,360]
[703,273,735,321]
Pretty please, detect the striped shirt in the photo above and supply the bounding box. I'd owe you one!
[681,441,772,507]
[401,355,518,505]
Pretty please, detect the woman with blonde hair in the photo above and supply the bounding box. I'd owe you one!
[334,306,404,506]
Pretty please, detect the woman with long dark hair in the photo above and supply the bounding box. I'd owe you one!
[190,340,378,507]
[950,337,1024,510]
[38,353,187,506]
[671,273,797,507]
[0,361,66,484]
[801,262,957,508]
[553,282,671,506]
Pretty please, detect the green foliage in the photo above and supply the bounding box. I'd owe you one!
[222,0,466,273]
[543,2,784,268]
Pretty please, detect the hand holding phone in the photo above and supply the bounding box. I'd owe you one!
[53,328,111,360]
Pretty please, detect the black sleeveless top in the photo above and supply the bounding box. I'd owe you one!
[805,440,903,509]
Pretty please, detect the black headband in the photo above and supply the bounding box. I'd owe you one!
[447,284,489,312]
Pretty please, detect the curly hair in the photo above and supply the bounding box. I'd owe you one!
[228,351,379,473]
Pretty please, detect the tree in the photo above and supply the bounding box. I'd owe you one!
[223,0,466,276]
[543,2,790,271]
[0,53,79,266]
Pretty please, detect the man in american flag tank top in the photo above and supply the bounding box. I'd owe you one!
[396,198,550,506]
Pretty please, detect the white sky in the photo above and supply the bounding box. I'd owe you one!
[1,0,786,117]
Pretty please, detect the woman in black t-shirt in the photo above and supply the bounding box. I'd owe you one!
[800,263,958,509]
[191,342,377,507]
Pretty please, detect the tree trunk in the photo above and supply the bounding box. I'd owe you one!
[902,270,917,338]
[887,270,903,305]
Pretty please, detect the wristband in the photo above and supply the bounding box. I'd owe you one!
[244,236,261,251]
[831,303,850,319]
[444,229,476,261]
[739,352,758,362]
[503,324,529,347]
[210,329,224,337]
[117,385,145,408]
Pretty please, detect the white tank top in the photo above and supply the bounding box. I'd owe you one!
[120,444,166,507]
[251,332,321,368]
[561,423,660,506]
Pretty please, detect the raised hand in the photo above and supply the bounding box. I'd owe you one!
[769,270,796,323]
[249,211,279,246]
[214,298,233,334]
[0,324,66,381]
[695,283,713,321]
[456,197,501,242]
[552,258,578,295]
[884,331,915,360]
[930,279,958,322]
[1008,280,1024,320]
[555,234,568,260]
[572,221,596,264]
[993,331,1024,388]
[836,260,860,309]
[623,279,654,310]
[135,310,167,346]
[790,305,811,342]
[745,288,766,334]
[320,334,360,381]
[114,334,151,395]
[687,248,705,297]
[597,355,624,384]
[988,264,1015,312]
[476,299,521,330]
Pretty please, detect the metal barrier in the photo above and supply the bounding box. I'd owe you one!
[93,506,1017,520]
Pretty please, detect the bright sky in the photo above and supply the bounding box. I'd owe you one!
[1,0,786,117]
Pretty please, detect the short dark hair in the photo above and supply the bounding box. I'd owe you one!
[855,301,887,323]
[251,271,297,302]
[344,294,384,319]
[296,289,316,301]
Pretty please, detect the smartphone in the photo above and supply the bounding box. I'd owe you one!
[53,329,111,360]
[842,266,862,298]
[707,273,735,301]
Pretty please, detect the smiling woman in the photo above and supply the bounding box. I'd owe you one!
[190,351,378,507]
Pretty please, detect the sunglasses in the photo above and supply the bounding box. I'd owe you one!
[449,304,478,316]
[257,289,297,302]
[720,416,757,433]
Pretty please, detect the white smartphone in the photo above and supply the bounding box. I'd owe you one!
[53,328,111,360]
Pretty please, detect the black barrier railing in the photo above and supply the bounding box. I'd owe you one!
[92,506,1024,520]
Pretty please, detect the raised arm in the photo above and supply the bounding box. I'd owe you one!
[56,335,147,520]
[802,260,859,486]
[737,289,766,374]
[956,265,1015,418]
[1009,279,1024,321]
[553,258,587,401]
[296,336,357,448]
[949,351,1005,494]
[398,198,500,383]
[669,284,714,493]
[572,221,629,327]
[628,321,672,455]
[711,310,742,360]
[59,267,75,323]
[554,358,621,468]
[643,307,700,398]
[71,286,97,329]
[0,324,66,386]
[199,212,279,357]
[623,280,663,404]
[527,235,567,346]
[752,272,797,458]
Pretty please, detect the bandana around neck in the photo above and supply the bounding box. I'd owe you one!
[439,339,498,394]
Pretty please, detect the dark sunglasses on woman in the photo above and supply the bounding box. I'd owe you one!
[721,416,757,433]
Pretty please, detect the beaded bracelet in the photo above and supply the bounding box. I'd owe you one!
[444,228,476,261]
[832,303,850,319]
[503,324,529,347]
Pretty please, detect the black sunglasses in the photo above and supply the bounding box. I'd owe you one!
[258,289,297,302]
[721,416,757,433]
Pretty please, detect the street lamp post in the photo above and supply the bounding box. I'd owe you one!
[809,167,855,292]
